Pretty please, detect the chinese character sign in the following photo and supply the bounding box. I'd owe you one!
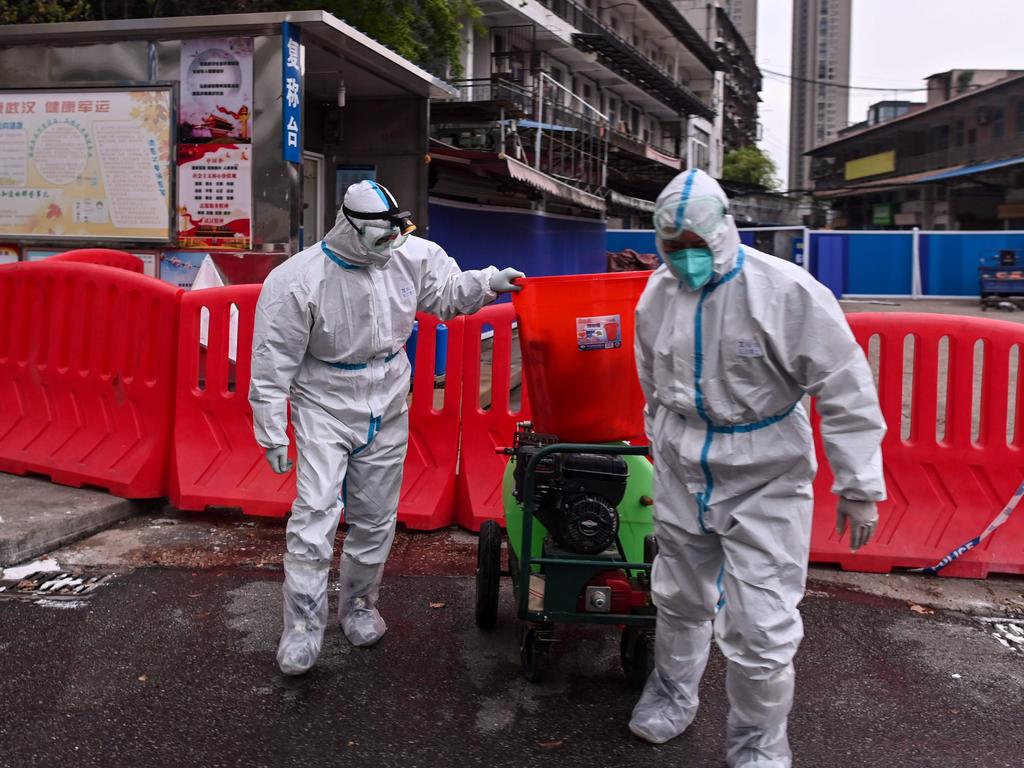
[180,38,254,144]
[177,143,252,250]
[0,88,171,241]
[282,22,302,163]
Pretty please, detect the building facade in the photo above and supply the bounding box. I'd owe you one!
[807,71,1024,230]
[724,0,757,56]
[788,0,851,192]
[429,0,723,235]
[677,0,762,154]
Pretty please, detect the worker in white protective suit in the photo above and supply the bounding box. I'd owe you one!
[631,168,886,766]
[250,180,524,675]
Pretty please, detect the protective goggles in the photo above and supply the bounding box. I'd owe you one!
[652,194,727,242]
[343,205,417,246]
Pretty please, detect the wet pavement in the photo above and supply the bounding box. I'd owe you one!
[2,555,1023,768]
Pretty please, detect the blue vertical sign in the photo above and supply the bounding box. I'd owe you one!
[282,22,302,163]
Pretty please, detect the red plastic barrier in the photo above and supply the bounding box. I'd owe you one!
[170,285,295,517]
[454,303,531,530]
[47,248,144,273]
[0,262,180,497]
[170,286,463,529]
[399,314,465,529]
[810,312,1024,578]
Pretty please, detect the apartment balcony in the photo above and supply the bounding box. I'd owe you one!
[535,0,714,118]
[432,76,534,123]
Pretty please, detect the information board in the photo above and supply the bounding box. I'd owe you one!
[0,87,172,242]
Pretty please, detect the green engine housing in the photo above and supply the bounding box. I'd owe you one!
[501,448,656,570]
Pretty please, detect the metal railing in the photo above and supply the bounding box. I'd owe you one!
[448,77,534,110]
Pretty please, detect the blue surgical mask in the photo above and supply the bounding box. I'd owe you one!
[665,247,714,290]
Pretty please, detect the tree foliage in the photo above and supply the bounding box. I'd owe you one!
[722,145,779,190]
[0,0,90,23]
[286,0,480,78]
[0,0,480,79]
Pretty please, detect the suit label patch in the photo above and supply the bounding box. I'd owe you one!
[737,338,764,358]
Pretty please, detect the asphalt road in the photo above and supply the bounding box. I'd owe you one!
[1,566,1022,768]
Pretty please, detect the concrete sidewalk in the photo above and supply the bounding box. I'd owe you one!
[0,473,143,568]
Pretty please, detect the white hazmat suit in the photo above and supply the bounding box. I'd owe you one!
[631,169,886,766]
[250,180,522,674]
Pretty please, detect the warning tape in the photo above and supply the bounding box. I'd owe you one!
[911,480,1024,575]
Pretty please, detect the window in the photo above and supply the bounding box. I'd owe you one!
[968,128,976,144]
[954,120,964,146]
[993,108,1005,139]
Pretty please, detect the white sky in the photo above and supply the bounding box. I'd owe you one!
[755,0,1024,190]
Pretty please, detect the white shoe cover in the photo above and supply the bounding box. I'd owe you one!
[337,555,387,647]
[277,554,329,675]
[629,618,713,744]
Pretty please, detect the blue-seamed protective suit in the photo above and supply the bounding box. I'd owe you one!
[250,180,522,674]
[630,169,886,766]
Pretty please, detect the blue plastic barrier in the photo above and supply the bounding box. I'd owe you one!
[921,233,1024,296]
[406,320,449,378]
[428,200,606,276]
[847,234,913,295]
[812,234,846,299]
[606,229,657,255]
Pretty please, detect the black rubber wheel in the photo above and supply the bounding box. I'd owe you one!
[475,520,502,630]
[621,627,655,688]
[520,625,551,683]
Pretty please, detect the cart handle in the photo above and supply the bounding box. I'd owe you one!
[518,442,652,619]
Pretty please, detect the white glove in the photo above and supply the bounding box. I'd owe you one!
[265,445,293,474]
[489,267,525,293]
[836,498,878,551]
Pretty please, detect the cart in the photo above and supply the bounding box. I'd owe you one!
[474,425,657,685]
[979,249,1024,310]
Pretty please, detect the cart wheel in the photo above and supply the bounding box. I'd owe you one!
[520,625,552,683]
[621,627,655,688]
[475,521,503,630]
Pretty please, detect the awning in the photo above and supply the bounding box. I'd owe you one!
[503,156,606,212]
[915,155,1024,183]
[608,190,656,213]
[511,119,578,133]
[813,167,950,198]
[645,144,683,169]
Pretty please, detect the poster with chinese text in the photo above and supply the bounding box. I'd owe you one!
[177,143,251,250]
[180,38,254,144]
[0,88,172,241]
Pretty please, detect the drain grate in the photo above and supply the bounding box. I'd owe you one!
[0,571,113,601]
[978,617,1024,654]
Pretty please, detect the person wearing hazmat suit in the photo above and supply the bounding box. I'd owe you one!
[631,168,886,766]
[249,180,524,675]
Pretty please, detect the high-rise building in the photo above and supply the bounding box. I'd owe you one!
[788,0,851,192]
[724,0,757,56]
